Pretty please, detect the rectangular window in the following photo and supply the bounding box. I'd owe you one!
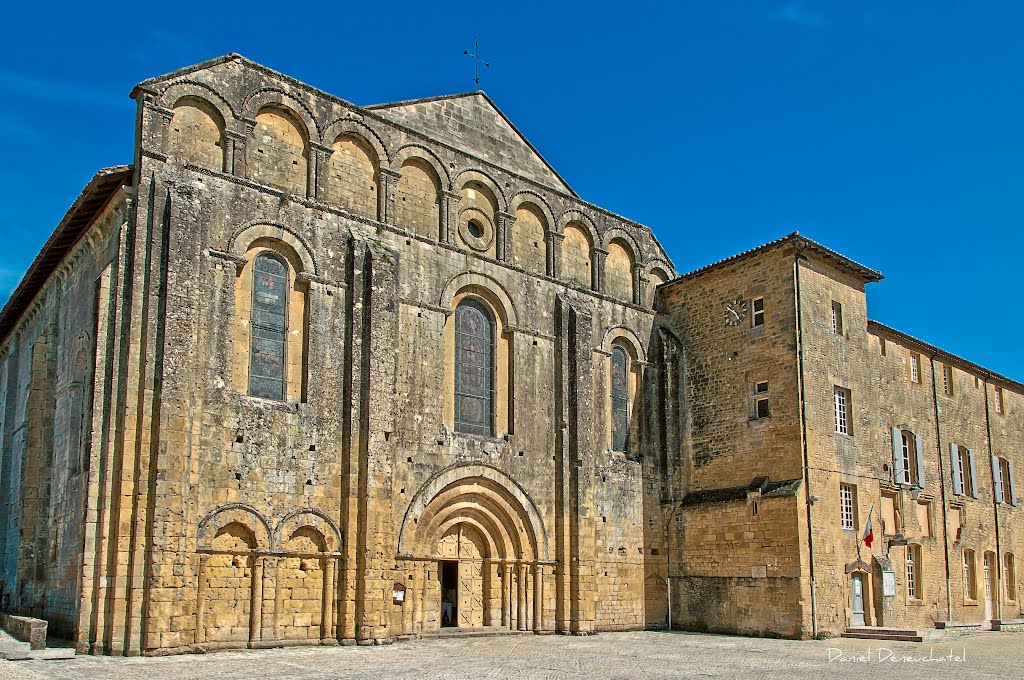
[1006,554,1017,602]
[963,549,977,600]
[910,352,920,384]
[831,301,843,335]
[752,297,765,327]
[994,386,1004,414]
[834,386,851,435]
[943,364,954,396]
[880,336,886,356]
[958,447,973,498]
[907,545,921,600]
[917,501,932,537]
[900,432,913,485]
[840,483,856,530]
[881,492,899,536]
[752,381,770,420]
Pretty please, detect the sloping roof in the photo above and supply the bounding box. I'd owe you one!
[0,165,132,345]
[663,232,883,288]
[367,90,575,195]
[679,477,803,507]
[868,320,1024,392]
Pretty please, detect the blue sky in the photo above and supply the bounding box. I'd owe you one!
[1,1,1022,377]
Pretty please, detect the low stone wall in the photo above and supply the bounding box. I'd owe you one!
[0,612,47,650]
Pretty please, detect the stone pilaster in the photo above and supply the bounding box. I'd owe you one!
[441,190,461,245]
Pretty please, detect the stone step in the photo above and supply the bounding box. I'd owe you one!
[845,626,920,636]
[841,629,924,643]
[421,627,533,639]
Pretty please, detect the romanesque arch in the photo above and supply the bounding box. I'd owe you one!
[397,464,549,632]
[605,238,636,303]
[395,149,443,240]
[248,103,310,195]
[510,200,549,276]
[454,170,503,258]
[163,95,226,171]
[324,131,380,217]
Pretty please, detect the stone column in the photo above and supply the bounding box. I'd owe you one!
[533,564,543,632]
[249,554,264,645]
[547,232,563,278]
[633,264,644,306]
[224,129,245,176]
[502,563,511,628]
[441,190,462,245]
[525,565,534,630]
[311,142,332,202]
[194,553,209,644]
[517,563,527,631]
[593,248,608,293]
[321,557,336,641]
[379,167,401,226]
[496,211,515,262]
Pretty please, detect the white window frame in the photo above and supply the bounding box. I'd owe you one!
[834,386,850,435]
[943,365,954,396]
[752,297,765,327]
[958,448,972,498]
[910,352,920,384]
[840,483,855,530]
[907,545,919,600]
[964,549,977,600]
[995,387,1004,414]
[831,301,843,335]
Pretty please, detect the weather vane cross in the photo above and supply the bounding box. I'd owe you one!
[463,35,490,90]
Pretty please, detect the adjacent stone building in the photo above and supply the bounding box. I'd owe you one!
[0,54,1019,654]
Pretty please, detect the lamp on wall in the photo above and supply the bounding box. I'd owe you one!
[886,532,908,557]
[910,487,922,501]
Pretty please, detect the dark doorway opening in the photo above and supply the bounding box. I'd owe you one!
[441,560,458,627]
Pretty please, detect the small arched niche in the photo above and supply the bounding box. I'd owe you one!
[605,239,635,302]
[561,222,593,289]
[397,157,442,239]
[325,133,379,217]
[250,106,309,195]
[165,97,225,171]
[511,203,548,275]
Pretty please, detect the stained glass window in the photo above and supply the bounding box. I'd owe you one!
[611,346,629,451]
[455,298,494,436]
[249,253,287,400]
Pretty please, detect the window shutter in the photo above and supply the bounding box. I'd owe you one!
[993,455,1004,504]
[915,433,926,488]
[968,449,979,499]
[950,443,963,496]
[1008,459,1018,506]
[892,427,907,485]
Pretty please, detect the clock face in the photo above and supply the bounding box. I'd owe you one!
[724,298,747,326]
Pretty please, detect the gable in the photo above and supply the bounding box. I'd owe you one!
[368,93,574,195]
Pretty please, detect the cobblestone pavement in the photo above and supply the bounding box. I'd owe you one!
[0,631,1019,680]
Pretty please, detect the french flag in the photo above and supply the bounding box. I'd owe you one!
[862,503,875,549]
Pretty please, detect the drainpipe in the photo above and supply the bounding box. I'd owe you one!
[929,355,954,623]
[982,374,1003,622]
[793,252,818,638]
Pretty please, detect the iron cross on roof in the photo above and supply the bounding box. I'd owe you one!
[463,35,490,90]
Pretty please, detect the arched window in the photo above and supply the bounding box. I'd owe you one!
[249,253,288,400]
[611,346,629,451]
[454,298,494,436]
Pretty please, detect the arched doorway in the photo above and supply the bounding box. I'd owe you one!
[397,465,550,633]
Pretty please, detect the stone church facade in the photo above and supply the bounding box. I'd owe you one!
[0,55,1020,655]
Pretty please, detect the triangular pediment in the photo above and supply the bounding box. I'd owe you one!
[368,92,574,195]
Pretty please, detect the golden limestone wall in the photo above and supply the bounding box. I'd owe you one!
[0,190,128,641]
[652,244,809,636]
[18,55,672,656]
